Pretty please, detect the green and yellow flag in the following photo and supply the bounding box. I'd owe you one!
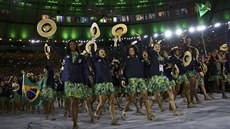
[22,75,43,105]
[195,1,211,17]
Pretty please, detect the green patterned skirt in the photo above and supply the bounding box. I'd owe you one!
[227,73,230,82]
[57,91,66,99]
[176,74,189,85]
[10,93,22,103]
[40,87,56,101]
[94,82,114,95]
[208,75,222,81]
[65,81,88,99]
[197,77,204,85]
[186,70,197,78]
[114,86,123,94]
[148,75,172,93]
[124,78,147,94]
[85,86,93,97]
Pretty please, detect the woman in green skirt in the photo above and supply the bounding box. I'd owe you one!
[49,40,95,129]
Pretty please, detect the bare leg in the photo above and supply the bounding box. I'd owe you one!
[154,93,167,112]
[121,94,135,120]
[142,90,155,120]
[167,89,182,116]
[71,97,79,129]
[220,80,228,98]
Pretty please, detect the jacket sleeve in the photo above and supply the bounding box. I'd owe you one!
[47,59,54,88]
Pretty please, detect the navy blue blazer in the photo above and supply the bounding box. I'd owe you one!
[148,49,164,76]
[123,40,145,79]
[169,55,186,75]
[49,42,90,83]
[90,51,113,83]
[123,55,144,78]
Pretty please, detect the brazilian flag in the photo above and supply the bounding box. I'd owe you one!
[195,1,211,17]
[22,75,43,105]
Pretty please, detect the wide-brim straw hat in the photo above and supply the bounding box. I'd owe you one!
[37,19,57,38]
[111,24,127,37]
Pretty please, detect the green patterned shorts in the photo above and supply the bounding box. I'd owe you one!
[124,78,147,94]
[148,75,172,93]
[65,81,87,99]
[94,82,114,95]
[40,87,56,101]
[176,74,189,85]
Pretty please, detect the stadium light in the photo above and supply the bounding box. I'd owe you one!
[214,23,221,28]
[153,33,158,38]
[197,25,206,31]
[164,30,172,38]
[175,29,183,36]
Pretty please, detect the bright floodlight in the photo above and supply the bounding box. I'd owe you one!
[176,29,183,36]
[153,33,158,38]
[143,35,148,38]
[197,25,206,31]
[189,27,195,33]
[31,40,35,43]
[214,23,221,28]
[164,30,172,38]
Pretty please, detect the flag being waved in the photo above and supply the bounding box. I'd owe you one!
[195,1,211,17]
[22,75,43,105]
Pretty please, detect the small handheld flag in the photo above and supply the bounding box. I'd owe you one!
[195,1,211,17]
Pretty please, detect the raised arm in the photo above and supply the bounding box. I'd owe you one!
[48,41,65,58]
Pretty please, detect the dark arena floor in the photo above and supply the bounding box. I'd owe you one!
[0,93,230,129]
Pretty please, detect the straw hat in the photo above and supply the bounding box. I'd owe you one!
[44,43,51,55]
[171,64,180,79]
[90,22,100,39]
[154,40,162,45]
[170,46,180,52]
[219,44,228,52]
[85,41,97,53]
[183,51,192,67]
[37,19,57,38]
[12,83,20,92]
[111,24,127,37]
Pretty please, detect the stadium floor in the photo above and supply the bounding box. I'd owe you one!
[0,93,230,129]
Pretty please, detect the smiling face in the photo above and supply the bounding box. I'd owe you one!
[98,49,106,58]
[128,47,135,56]
[153,44,161,53]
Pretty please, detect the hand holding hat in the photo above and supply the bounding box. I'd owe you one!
[44,43,51,59]
[90,22,100,40]
[112,24,127,42]
[135,33,141,41]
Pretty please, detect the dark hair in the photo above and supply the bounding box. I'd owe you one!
[66,40,80,54]
[127,45,138,56]
[96,48,107,58]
